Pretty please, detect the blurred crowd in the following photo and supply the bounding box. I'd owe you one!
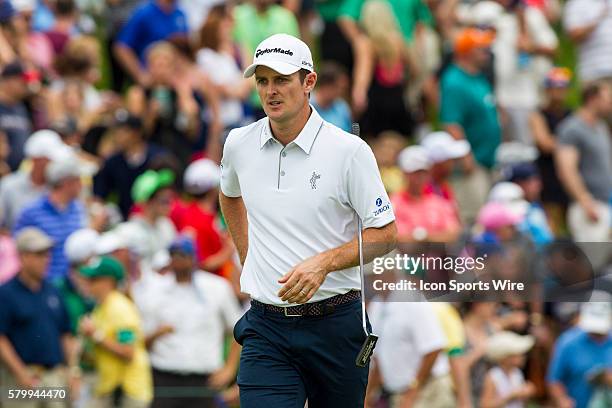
[0,0,610,407]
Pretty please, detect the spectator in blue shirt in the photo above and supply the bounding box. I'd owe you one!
[548,302,612,408]
[14,151,86,282]
[311,62,352,132]
[0,227,76,391]
[113,0,188,86]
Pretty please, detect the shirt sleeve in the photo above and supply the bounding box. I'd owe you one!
[93,161,111,200]
[220,132,242,198]
[345,143,395,229]
[339,0,364,21]
[563,0,600,31]
[12,207,34,235]
[412,303,447,355]
[116,9,143,51]
[557,123,581,149]
[440,83,466,126]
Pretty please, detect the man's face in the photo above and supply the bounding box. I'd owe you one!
[62,176,82,201]
[114,127,136,151]
[20,249,51,281]
[470,47,491,70]
[255,66,316,125]
[2,76,28,100]
[595,85,612,116]
[170,252,194,274]
[150,188,173,218]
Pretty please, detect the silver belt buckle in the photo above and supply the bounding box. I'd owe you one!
[284,306,302,317]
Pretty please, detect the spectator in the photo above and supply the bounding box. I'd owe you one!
[391,146,461,242]
[232,0,299,117]
[555,81,612,242]
[44,0,79,56]
[493,0,558,145]
[563,0,612,84]
[360,0,414,138]
[13,151,86,282]
[170,159,235,277]
[440,28,501,225]
[0,227,78,397]
[0,61,32,171]
[370,301,455,407]
[0,129,64,230]
[9,0,55,74]
[501,163,554,246]
[143,236,242,408]
[125,169,177,265]
[78,256,153,408]
[528,67,572,235]
[314,0,373,114]
[93,111,165,220]
[196,4,252,132]
[371,130,406,195]
[102,0,146,92]
[421,130,471,208]
[126,42,200,167]
[548,302,612,408]
[462,302,500,404]
[311,62,352,133]
[480,331,537,408]
[114,0,189,85]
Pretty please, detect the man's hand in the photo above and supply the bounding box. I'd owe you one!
[208,365,236,389]
[278,254,328,304]
[78,316,96,338]
[513,381,536,400]
[580,198,600,222]
[16,370,39,389]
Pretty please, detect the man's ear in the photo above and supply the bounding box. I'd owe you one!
[304,72,317,93]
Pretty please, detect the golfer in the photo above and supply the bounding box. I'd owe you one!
[219,33,397,407]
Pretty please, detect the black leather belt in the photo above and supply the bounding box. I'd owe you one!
[251,290,361,317]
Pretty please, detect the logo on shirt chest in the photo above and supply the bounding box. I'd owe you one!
[309,172,321,189]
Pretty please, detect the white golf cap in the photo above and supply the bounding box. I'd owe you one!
[578,302,611,335]
[421,131,471,163]
[184,159,220,195]
[398,146,432,173]
[488,182,529,219]
[243,34,314,78]
[64,228,100,264]
[24,130,63,159]
[486,331,535,361]
[45,148,85,186]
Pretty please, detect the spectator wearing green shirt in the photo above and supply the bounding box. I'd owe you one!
[233,0,299,116]
[439,28,501,225]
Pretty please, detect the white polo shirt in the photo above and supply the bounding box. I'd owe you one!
[141,271,242,374]
[220,107,394,305]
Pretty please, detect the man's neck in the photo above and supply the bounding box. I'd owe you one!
[455,59,480,75]
[18,272,43,292]
[30,171,46,187]
[175,271,193,284]
[578,106,599,126]
[48,190,71,210]
[270,105,312,146]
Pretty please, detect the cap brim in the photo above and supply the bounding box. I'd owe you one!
[445,140,472,160]
[243,61,302,78]
[579,316,611,334]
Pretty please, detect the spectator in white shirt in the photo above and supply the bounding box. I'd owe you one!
[143,236,242,408]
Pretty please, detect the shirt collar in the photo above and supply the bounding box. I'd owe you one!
[259,106,324,155]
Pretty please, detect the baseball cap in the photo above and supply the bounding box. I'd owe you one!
[0,0,16,24]
[131,169,175,203]
[184,158,220,195]
[79,256,125,282]
[45,149,84,185]
[495,142,539,166]
[169,235,196,256]
[467,1,503,28]
[421,131,471,163]
[578,302,611,335]
[24,129,64,159]
[454,28,495,56]
[243,34,314,78]
[488,182,529,218]
[398,146,431,173]
[15,227,54,252]
[486,331,535,361]
[65,228,100,264]
[544,67,572,89]
[477,201,523,230]
[502,162,539,183]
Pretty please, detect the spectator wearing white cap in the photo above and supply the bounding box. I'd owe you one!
[170,158,235,277]
[480,331,536,408]
[0,129,65,230]
[548,302,612,408]
[391,146,461,242]
[13,151,86,282]
[421,131,471,210]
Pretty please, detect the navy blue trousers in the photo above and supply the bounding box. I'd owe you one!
[234,299,371,408]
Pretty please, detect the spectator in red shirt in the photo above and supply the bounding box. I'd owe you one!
[391,146,461,243]
[170,159,235,277]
